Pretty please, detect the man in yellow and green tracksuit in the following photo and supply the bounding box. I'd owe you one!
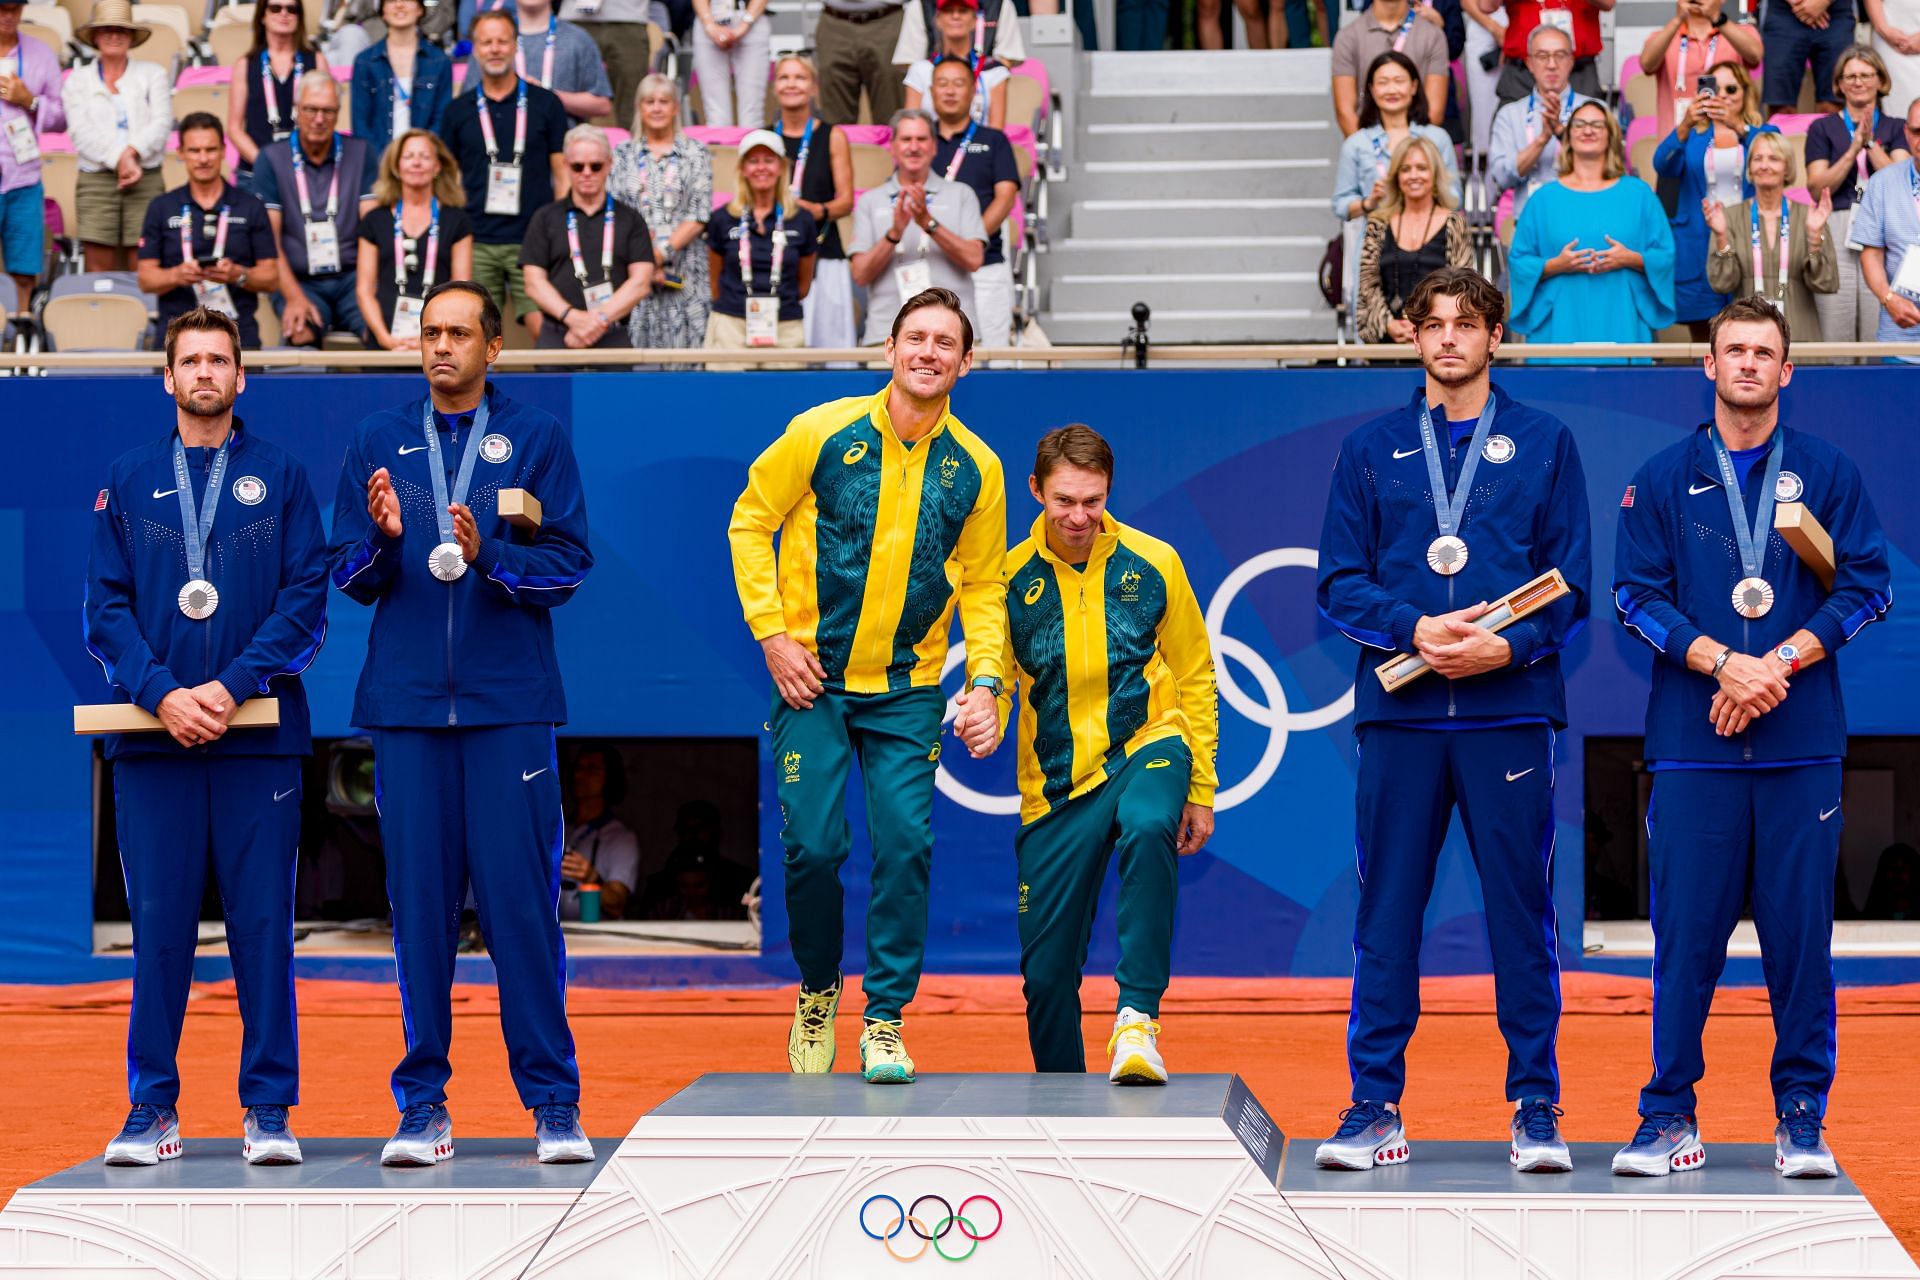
[1004,424,1219,1083]
[728,289,1009,1084]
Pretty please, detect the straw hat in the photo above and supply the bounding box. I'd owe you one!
[77,0,153,48]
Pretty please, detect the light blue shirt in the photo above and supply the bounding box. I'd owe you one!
[1487,90,1593,223]
[1847,158,1920,345]
[1330,124,1461,222]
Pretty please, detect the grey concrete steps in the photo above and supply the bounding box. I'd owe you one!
[1078,119,1329,163]
[1050,271,1319,311]
[1070,197,1331,239]
[1050,235,1328,274]
[1070,157,1332,201]
[1040,309,1326,344]
[1077,89,1334,126]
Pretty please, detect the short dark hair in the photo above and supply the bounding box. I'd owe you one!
[929,53,973,76]
[1404,266,1507,332]
[177,111,224,146]
[1357,51,1423,131]
[1708,294,1790,361]
[423,279,502,344]
[1033,424,1114,484]
[164,307,242,366]
[889,287,974,352]
[470,8,516,38]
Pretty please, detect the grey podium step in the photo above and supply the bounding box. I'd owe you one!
[1279,1139,1865,1196]
[22,1138,614,1192]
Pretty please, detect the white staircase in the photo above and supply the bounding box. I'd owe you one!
[1040,51,1343,345]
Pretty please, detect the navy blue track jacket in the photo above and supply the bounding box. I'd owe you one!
[1317,384,1593,728]
[84,422,328,759]
[1613,422,1891,765]
[328,382,591,729]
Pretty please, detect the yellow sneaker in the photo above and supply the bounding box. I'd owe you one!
[788,980,840,1074]
[859,1019,916,1084]
[1107,1007,1168,1085]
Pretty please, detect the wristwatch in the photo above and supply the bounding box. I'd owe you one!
[1775,642,1801,673]
[923,216,941,235]
[1711,646,1733,678]
[234,265,248,289]
[969,675,1004,698]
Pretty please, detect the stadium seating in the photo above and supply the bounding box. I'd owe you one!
[40,273,153,351]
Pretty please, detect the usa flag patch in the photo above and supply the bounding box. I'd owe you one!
[94,489,109,512]
[1620,485,1635,509]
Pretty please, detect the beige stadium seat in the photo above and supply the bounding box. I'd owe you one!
[22,5,74,56]
[52,0,92,44]
[1630,135,1658,186]
[19,17,70,63]
[171,80,229,122]
[210,1,310,38]
[1623,73,1657,127]
[39,150,78,240]
[128,21,184,72]
[1005,73,1043,132]
[709,147,736,200]
[255,297,281,346]
[848,142,891,191]
[132,3,190,46]
[43,293,150,350]
[207,19,249,65]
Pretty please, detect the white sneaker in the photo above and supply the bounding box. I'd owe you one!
[1107,1008,1168,1085]
[104,1104,181,1166]
[381,1103,454,1167]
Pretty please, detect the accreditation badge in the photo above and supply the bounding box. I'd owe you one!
[193,280,239,318]
[391,294,424,340]
[486,163,522,216]
[304,220,342,275]
[583,281,614,310]
[745,295,779,347]
[3,117,38,165]
[895,258,933,299]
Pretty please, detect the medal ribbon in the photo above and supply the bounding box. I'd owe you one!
[568,195,617,288]
[943,117,980,182]
[1417,398,1496,541]
[739,202,786,295]
[1709,424,1783,584]
[514,14,557,88]
[172,434,231,588]
[1749,202,1788,302]
[477,79,528,164]
[394,196,440,291]
[291,133,342,222]
[421,397,490,551]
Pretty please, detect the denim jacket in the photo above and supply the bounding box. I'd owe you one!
[350,39,454,161]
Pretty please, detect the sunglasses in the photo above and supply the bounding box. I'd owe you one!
[569,161,606,173]
[264,3,300,14]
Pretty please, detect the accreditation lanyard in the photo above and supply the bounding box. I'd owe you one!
[971,14,985,69]
[788,117,814,195]
[393,73,412,124]
[1674,32,1715,91]
[638,149,679,206]
[1750,203,1789,302]
[568,196,616,286]
[261,52,305,137]
[1856,108,1881,189]
[739,205,786,295]
[1526,91,1572,147]
[291,134,342,222]
[1369,129,1390,178]
[1705,135,1743,196]
[172,435,231,590]
[514,15,558,89]
[942,118,980,182]
[1418,398,1495,543]
[1709,425,1782,587]
[100,63,128,138]
[421,398,489,551]
[181,203,231,264]
[477,80,528,164]
[395,197,441,291]
[1389,7,1415,51]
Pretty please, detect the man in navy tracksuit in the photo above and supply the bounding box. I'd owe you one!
[1315,268,1591,1173]
[328,280,596,1166]
[85,307,328,1168]
[1611,297,1890,1180]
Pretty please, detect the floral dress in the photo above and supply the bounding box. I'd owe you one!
[611,133,712,351]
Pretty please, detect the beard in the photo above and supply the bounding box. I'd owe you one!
[1424,347,1489,386]
[1715,375,1779,412]
[174,384,235,418]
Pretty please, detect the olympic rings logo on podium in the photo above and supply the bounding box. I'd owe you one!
[857,1192,1003,1262]
[934,546,1356,815]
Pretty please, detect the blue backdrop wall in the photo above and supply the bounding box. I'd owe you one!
[5,366,1918,986]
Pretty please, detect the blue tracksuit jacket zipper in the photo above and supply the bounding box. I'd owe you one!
[445,420,459,727]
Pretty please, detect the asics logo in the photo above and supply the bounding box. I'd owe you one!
[522,767,548,782]
[152,487,179,499]
[1392,446,1421,459]
[1505,768,1535,782]
[1023,578,1045,605]
[398,444,429,455]
[1819,805,1840,821]
[1145,758,1171,769]
[1689,482,1717,496]
[858,1192,1003,1262]
[843,441,869,465]
[273,787,296,802]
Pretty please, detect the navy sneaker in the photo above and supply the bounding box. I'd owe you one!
[1611,1112,1705,1176]
[382,1102,454,1166]
[533,1103,593,1164]
[1314,1101,1408,1170]
[1510,1097,1572,1172]
[1774,1095,1837,1179]
[242,1104,302,1165]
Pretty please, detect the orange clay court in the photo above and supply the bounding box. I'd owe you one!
[3,971,1918,1260]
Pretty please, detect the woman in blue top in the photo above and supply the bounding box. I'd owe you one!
[1510,100,1675,351]
[349,0,454,161]
[1652,57,1776,337]
[704,130,817,369]
[1331,50,1461,223]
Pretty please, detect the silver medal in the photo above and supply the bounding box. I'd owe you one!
[178,578,220,619]
[1732,576,1773,619]
[1426,534,1469,576]
[429,541,468,582]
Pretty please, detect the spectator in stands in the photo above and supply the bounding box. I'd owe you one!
[442,10,570,337]
[1759,0,1851,117]
[1463,1,1507,156]
[356,130,474,350]
[1271,0,1337,51]
[1332,52,1460,222]
[1357,135,1472,342]
[1331,0,1449,135]
[703,130,814,363]
[612,73,712,350]
[815,0,907,127]
[136,114,282,349]
[895,0,1025,69]
[849,107,986,344]
[1478,0,1608,107]
[1806,49,1911,343]
[1487,25,1593,223]
[902,0,1009,128]
[1703,133,1836,337]
[639,800,751,921]
[930,56,1018,348]
[1849,97,1920,354]
[0,0,65,305]
[1864,843,1920,920]
[229,0,331,194]
[1653,58,1776,338]
[1867,0,1920,115]
[690,0,772,128]
[1638,0,1762,139]
[1509,101,1676,344]
[63,1,169,274]
[465,0,613,125]
[523,124,655,348]
[560,745,640,922]
[559,0,651,131]
[258,75,374,345]
[771,55,856,350]
[350,0,455,161]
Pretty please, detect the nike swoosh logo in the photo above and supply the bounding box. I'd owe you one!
[1505,768,1535,782]
[522,768,548,782]
[152,487,178,499]
[273,787,296,802]
[1392,446,1421,459]
[1689,482,1717,495]
[398,444,429,455]
[1820,805,1840,821]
